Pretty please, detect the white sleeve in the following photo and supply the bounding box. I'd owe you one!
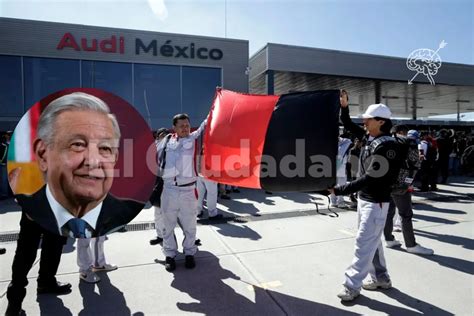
[190,117,208,139]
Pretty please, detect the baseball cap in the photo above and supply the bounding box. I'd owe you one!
[407,130,420,140]
[361,103,392,119]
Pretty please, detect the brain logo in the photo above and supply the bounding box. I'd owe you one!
[406,40,447,85]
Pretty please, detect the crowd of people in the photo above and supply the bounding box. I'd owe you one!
[333,126,473,204]
[1,90,473,314]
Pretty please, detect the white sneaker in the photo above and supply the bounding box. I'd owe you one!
[406,244,434,255]
[80,269,101,283]
[92,263,118,272]
[385,239,402,248]
[337,286,360,301]
[393,225,402,232]
[362,278,392,290]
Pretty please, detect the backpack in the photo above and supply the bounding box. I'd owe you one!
[369,135,419,194]
[157,134,172,176]
[149,134,172,206]
[393,136,421,193]
[364,135,396,177]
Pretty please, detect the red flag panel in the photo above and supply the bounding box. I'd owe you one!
[202,89,279,188]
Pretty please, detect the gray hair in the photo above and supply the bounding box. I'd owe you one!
[37,92,121,144]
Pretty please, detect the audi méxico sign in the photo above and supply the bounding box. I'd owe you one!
[56,32,224,60]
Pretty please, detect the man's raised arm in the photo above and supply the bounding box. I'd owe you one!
[191,115,208,139]
[339,90,365,140]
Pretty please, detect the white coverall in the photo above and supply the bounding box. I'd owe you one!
[197,177,218,217]
[159,119,207,258]
[77,236,108,273]
[154,206,164,238]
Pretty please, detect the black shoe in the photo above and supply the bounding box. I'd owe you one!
[197,211,204,218]
[350,194,357,203]
[208,214,224,220]
[220,194,230,200]
[5,303,23,316]
[185,255,196,269]
[430,186,438,191]
[195,239,202,246]
[149,237,163,245]
[232,188,240,193]
[0,247,6,255]
[165,257,176,272]
[265,191,273,195]
[37,281,72,295]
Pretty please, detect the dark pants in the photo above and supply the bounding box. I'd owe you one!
[384,190,417,248]
[420,161,437,190]
[438,155,450,183]
[0,163,8,198]
[7,213,66,309]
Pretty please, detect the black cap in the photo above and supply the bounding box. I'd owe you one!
[156,128,168,138]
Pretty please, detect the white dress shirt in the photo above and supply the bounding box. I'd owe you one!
[46,185,102,238]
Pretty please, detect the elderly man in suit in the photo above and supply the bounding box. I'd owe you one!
[15,92,142,237]
[6,92,141,315]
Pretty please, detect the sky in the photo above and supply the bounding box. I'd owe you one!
[0,0,472,64]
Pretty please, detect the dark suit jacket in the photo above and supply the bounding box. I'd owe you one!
[16,186,144,237]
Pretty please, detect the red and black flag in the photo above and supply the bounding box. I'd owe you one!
[202,88,340,192]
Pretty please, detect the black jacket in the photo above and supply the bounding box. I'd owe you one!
[334,107,401,203]
[16,186,144,237]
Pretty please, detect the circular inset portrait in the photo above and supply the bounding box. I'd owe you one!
[7,88,156,238]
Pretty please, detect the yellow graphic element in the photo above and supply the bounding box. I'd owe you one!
[7,162,44,195]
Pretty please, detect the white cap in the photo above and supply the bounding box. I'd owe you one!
[361,103,392,119]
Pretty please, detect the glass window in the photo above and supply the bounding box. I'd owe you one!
[182,66,221,126]
[134,64,181,129]
[82,61,132,103]
[0,55,22,116]
[24,57,80,108]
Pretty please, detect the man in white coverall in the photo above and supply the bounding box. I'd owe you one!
[158,113,207,272]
